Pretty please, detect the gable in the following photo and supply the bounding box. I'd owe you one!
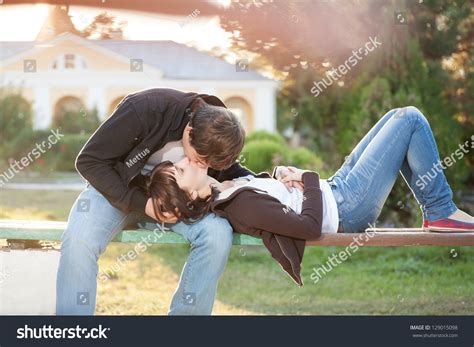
[1,34,158,73]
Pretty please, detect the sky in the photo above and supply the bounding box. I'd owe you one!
[0,4,232,51]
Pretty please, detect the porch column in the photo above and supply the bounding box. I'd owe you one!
[32,87,52,129]
[87,86,107,120]
[254,86,276,132]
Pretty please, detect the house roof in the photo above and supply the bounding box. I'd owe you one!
[0,34,270,81]
[0,42,35,61]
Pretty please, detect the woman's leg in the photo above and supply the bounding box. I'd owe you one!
[332,106,458,232]
[329,108,402,182]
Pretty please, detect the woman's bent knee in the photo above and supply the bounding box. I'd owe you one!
[404,106,429,127]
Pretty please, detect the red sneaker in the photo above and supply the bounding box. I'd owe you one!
[426,218,474,233]
[422,219,429,230]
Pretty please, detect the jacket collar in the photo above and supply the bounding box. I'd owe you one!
[210,184,267,211]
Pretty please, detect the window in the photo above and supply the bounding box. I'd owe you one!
[51,54,87,70]
[64,54,75,69]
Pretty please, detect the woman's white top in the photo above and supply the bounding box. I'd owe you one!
[218,176,339,234]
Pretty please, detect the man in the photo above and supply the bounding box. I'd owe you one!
[56,88,255,315]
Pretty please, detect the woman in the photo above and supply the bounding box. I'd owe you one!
[146,106,473,283]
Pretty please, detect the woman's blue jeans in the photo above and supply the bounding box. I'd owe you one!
[328,106,458,233]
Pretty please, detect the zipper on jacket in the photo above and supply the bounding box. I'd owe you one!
[127,170,141,186]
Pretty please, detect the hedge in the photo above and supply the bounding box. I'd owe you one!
[242,131,325,175]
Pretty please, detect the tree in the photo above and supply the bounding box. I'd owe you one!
[219,0,473,226]
[79,12,126,40]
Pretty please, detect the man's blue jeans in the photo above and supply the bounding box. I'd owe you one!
[56,185,233,315]
[328,106,458,232]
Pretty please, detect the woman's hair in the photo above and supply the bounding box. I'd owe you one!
[188,98,245,171]
[146,161,217,224]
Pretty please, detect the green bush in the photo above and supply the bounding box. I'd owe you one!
[0,91,91,171]
[243,131,325,175]
[287,147,324,172]
[245,130,287,146]
[1,130,89,172]
[54,134,89,171]
[29,133,89,172]
[241,139,289,173]
[0,92,33,157]
[2,128,38,160]
[53,108,101,134]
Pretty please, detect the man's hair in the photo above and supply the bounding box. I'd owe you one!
[146,161,217,224]
[188,98,245,170]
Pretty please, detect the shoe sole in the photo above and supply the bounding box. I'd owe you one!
[428,226,474,233]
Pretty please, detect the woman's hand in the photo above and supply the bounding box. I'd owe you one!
[145,198,178,224]
[276,166,307,192]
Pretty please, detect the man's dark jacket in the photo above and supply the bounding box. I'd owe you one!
[76,88,255,213]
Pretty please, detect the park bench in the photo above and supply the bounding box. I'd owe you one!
[1,219,473,315]
[1,219,474,247]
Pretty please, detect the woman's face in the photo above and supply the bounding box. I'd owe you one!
[172,156,209,195]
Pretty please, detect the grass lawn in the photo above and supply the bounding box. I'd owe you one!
[0,169,83,184]
[1,188,473,315]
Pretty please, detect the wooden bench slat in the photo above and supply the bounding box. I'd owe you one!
[0,220,263,246]
[307,232,474,246]
[0,220,473,247]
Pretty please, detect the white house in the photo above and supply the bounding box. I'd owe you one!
[0,32,278,133]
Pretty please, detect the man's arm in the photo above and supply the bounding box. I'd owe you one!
[75,99,148,213]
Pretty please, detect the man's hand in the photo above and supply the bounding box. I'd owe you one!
[145,198,178,224]
[275,166,306,192]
